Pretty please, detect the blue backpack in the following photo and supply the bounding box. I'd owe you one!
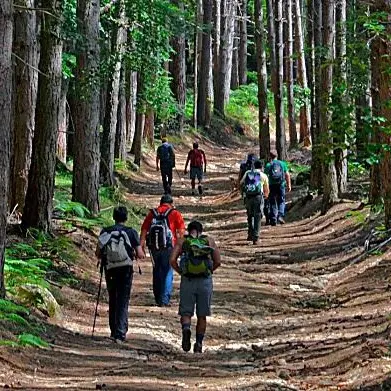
[244,168,262,196]
[269,160,284,184]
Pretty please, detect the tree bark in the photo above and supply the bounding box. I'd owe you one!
[231,16,239,90]
[9,0,38,214]
[170,0,186,133]
[320,0,338,213]
[294,0,311,145]
[212,0,221,109]
[238,0,247,85]
[370,0,391,227]
[307,0,315,144]
[133,73,144,167]
[126,70,137,145]
[310,0,323,189]
[254,0,270,159]
[334,0,348,195]
[22,0,63,232]
[285,0,297,149]
[100,0,126,185]
[57,77,69,164]
[72,0,100,214]
[115,62,127,161]
[274,0,287,159]
[0,0,13,296]
[144,107,155,148]
[197,0,213,126]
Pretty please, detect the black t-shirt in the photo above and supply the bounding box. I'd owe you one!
[100,224,140,259]
[157,143,175,168]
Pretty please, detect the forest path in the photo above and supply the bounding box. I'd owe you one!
[2,139,391,390]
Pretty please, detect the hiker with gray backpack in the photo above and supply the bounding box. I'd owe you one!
[264,150,291,226]
[240,159,269,244]
[96,206,145,343]
[140,195,185,307]
[170,220,221,353]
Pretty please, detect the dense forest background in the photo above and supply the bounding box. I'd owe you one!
[0,0,391,298]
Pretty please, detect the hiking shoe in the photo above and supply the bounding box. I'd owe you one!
[191,191,195,196]
[193,342,203,353]
[114,338,124,345]
[278,217,286,225]
[182,328,191,352]
[198,185,203,195]
[246,235,252,241]
[253,239,259,245]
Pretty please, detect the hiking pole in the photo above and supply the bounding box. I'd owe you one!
[175,168,186,188]
[92,265,104,338]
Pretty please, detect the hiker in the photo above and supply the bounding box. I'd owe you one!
[184,142,207,196]
[265,150,291,226]
[240,159,269,244]
[96,206,145,343]
[170,220,221,353]
[238,153,257,199]
[140,194,185,307]
[156,136,176,194]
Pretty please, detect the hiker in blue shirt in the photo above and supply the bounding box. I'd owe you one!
[156,137,176,194]
[264,150,291,226]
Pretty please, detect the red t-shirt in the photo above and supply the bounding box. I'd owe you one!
[187,149,206,168]
[141,204,185,245]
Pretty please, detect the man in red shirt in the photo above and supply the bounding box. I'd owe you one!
[184,142,207,196]
[140,195,185,306]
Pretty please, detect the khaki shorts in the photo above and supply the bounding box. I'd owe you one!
[179,276,213,317]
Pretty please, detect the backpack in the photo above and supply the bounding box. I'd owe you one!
[269,160,284,184]
[244,168,263,196]
[98,229,133,270]
[180,235,214,277]
[190,149,203,167]
[159,143,174,166]
[147,208,174,251]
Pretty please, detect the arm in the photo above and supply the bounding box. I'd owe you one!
[169,239,184,274]
[285,171,292,192]
[239,171,248,186]
[135,245,145,259]
[175,212,186,240]
[95,243,101,259]
[170,146,176,168]
[208,237,221,272]
[156,156,160,171]
[263,176,270,198]
[140,212,153,250]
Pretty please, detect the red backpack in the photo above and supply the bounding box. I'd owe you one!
[190,149,203,167]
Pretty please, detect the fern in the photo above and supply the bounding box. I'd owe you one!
[0,340,18,347]
[0,313,30,327]
[54,200,91,218]
[0,299,29,315]
[6,243,39,258]
[18,333,49,348]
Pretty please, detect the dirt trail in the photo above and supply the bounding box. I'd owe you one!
[1,140,391,390]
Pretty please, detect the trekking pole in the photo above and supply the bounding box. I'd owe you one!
[175,168,186,188]
[92,265,104,338]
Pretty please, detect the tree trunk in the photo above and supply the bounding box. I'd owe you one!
[254,0,270,159]
[274,0,287,159]
[294,0,311,145]
[22,0,63,232]
[370,0,391,227]
[100,0,126,186]
[57,77,69,164]
[310,0,323,190]
[320,0,338,213]
[72,0,100,214]
[212,0,221,108]
[334,0,348,195]
[285,0,297,149]
[133,73,144,167]
[0,0,13,296]
[127,70,137,145]
[307,0,315,144]
[9,0,38,214]
[170,0,186,133]
[238,0,247,85]
[144,107,155,148]
[115,62,127,161]
[194,0,203,129]
[197,0,213,126]
[231,16,239,90]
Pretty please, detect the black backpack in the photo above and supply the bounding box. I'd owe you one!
[159,144,174,166]
[269,160,284,184]
[147,209,174,251]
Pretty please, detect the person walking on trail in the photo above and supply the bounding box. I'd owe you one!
[240,159,269,244]
[140,194,185,307]
[265,150,291,226]
[156,137,176,195]
[169,220,221,353]
[184,142,207,196]
[96,206,145,344]
[238,153,257,198]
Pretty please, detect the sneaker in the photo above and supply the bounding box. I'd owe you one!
[193,342,203,353]
[182,328,191,352]
[114,338,124,345]
[278,217,286,225]
[246,235,252,241]
[253,239,259,245]
[198,185,203,195]
[191,191,195,196]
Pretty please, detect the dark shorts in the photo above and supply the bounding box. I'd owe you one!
[179,276,213,317]
[190,167,203,181]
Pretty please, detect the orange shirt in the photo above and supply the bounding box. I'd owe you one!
[141,204,185,245]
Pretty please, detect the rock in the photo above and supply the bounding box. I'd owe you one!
[15,284,62,318]
[278,358,287,366]
[278,369,290,380]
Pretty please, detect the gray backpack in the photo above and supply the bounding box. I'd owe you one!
[98,230,133,270]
